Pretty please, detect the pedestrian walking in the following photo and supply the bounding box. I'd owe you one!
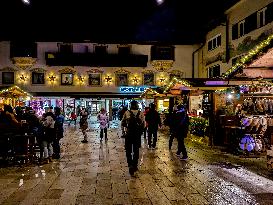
[174,105,189,160]
[97,108,109,141]
[80,108,89,143]
[121,100,144,175]
[145,103,162,149]
[166,107,178,150]
[53,107,64,159]
[143,107,149,139]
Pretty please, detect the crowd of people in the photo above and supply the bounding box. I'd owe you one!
[0,101,190,177]
[0,105,64,164]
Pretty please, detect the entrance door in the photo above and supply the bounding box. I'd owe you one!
[91,101,102,115]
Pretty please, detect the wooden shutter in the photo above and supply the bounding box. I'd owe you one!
[244,13,257,34]
[232,24,238,40]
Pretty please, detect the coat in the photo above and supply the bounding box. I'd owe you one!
[97,112,109,129]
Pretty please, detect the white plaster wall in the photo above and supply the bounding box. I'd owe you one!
[205,25,226,59]
[0,41,196,95]
[197,0,273,77]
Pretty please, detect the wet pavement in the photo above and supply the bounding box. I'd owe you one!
[1,120,273,205]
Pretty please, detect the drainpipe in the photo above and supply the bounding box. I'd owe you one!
[192,44,204,78]
[225,15,230,64]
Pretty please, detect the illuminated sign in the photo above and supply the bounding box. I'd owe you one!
[120,86,155,93]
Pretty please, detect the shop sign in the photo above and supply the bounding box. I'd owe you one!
[120,86,154,93]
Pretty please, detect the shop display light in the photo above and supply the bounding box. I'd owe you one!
[222,33,273,79]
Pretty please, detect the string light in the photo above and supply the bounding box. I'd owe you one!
[0,85,32,98]
[222,33,273,78]
[163,77,191,93]
[140,88,160,98]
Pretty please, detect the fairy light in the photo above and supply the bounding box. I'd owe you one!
[0,85,32,98]
[163,77,191,93]
[222,33,273,79]
[140,87,160,98]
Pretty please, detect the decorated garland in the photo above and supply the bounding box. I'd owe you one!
[222,33,273,79]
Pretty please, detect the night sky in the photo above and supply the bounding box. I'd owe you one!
[0,0,239,44]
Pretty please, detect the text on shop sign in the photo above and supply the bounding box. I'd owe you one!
[120,86,148,93]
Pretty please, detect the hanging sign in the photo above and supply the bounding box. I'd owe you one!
[120,86,156,93]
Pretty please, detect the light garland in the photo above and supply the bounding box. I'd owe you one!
[140,87,160,98]
[0,85,32,99]
[163,77,192,93]
[222,33,273,78]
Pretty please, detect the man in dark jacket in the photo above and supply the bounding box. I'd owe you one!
[121,100,144,175]
[145,103,162,149]
[174,105,189,160]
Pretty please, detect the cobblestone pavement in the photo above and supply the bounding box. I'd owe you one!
[1,121,273,205]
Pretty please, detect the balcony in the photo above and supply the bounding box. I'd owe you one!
[45,52,148,67]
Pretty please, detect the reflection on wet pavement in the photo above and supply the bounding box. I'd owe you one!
[0,120,273,204]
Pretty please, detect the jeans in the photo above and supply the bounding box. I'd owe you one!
[82,129,88,141]
[53,138,60,157]
[177,137,187,157]
[100,128,107,139]
[125,139,140,169]
[42,141,53,159]
[147,127,158,148]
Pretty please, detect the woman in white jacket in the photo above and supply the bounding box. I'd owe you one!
[97,108,109,141]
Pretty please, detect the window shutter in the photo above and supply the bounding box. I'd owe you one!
[217,35,221,47]
[232,24,238,40]
[245,13,257,34]
[266,2,273,24]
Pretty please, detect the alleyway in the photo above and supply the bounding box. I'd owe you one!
[1,121,273,205]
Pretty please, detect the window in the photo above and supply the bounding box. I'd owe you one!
[10,41,37,58]
[207,35,221,51]
[58,43,73,53]
[208,65,220,78]
[238,20,245,37]
[118,46,130,55]
[151,46,175,60]
[257,7,267,28]
[95,45,107,55]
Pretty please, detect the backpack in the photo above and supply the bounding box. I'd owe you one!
[126,111,144,135]
[43,116,55,128]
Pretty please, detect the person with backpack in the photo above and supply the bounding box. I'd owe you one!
[145,103,162,149]
[97,108,109,141]
[121,100,144,176]
[173,105,189,160]
[53,107,65,159]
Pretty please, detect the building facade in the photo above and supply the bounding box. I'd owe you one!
[197,0,273,78]
[0,41,198,116]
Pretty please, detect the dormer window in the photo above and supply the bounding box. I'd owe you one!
[94,45,107,55]
[58,43,73,53]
